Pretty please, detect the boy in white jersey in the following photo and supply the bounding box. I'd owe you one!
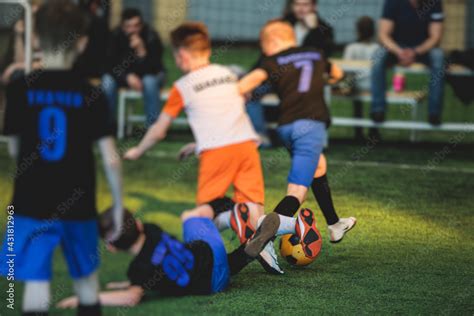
[124,22,284,274]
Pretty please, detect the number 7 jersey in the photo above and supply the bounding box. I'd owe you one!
[3,71,114,220]
[259,47,331,126]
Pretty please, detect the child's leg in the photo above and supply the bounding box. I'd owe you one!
[22,281,50,315]
[273,120,326,217]
[73,271,101,315]
[311,154,340,225]
[61,220,101,315]
[311,154,357,242]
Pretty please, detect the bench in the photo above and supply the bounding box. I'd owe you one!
[331,90,427,142]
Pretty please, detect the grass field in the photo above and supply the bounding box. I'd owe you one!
[0,46,473,315]
[0,137,473,315]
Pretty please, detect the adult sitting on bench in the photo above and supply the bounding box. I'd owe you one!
[102,8,165,129]
[372,0,445,126]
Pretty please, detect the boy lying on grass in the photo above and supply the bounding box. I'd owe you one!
[57,202,321,307]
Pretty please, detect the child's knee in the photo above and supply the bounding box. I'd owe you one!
[314,154,327,178]
[181,205,215,222]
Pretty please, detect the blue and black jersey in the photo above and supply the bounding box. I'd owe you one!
[3,70,113,220]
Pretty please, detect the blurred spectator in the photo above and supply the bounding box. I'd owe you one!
[102,8,165,128]
[371,0,445,125]
[1,0,43,84]
[74,0,110,77]
[343,16,379,92]
[343,16,379,141]
[283,0,334,57]
[245,0,335,147]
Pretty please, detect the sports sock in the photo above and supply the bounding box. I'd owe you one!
[214,210,231,231]
[23,282,50,314]
[227,244,254,276]
[22,313,48,316]
[78,303,102,316]
[257,215,296,235]
[311,175,339,225]
[273,195,300,217]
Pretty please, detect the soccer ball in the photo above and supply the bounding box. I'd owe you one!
[279,231,322,266]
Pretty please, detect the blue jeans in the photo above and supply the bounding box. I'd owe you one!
[371,47,445,116]
[101,73,164,128]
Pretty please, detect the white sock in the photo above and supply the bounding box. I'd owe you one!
[257,214,296,235]
[214,210,231,232]
[23,281,50,312]
[73,271,100,305]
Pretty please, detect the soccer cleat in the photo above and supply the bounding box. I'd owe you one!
[328,217,357,243]
[230,203,256,244]
[257,240,284,275]
[245,213,280,258]
[295,208,322,259]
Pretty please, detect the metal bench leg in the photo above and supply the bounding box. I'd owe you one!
[410,101,418,143]
[117,92,126,140]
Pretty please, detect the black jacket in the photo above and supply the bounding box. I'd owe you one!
[106,24,165,83]
[283,12,335,57]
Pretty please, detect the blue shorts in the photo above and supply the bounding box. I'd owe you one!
[277,119,327,187]
[183,217,230,293]
[0,215,99,281]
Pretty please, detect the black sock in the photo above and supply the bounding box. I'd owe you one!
[273,195,300,217]
[22,312,48,316]
[311,175,339,225]
[78,303,101,316]
[227,244,254,276]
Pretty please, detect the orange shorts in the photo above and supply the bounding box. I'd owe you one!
[197,141,265,205]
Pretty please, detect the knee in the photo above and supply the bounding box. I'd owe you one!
[142,75,159,90]
[101,74,117,91]
[372,47,389,68]
[314,154,327,178]
[429,48,445,67]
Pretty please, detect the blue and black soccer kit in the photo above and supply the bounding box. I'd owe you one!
[127,218,254,296]
[1,70,113,280]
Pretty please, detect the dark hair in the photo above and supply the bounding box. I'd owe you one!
[99,208,140,251]
[283,0,318,21]
[170,22,211,53]
[121,8,142,22]
[356,16,375,43]
[35,0,89,52]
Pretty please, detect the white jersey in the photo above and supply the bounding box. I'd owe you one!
[163,64,258,153]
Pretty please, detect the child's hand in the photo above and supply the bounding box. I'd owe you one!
[178,143,197,161]
[106,281,131,290]
[57,296,79,309]
[124,147,142,160]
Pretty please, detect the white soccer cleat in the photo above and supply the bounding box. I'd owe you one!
[328,217,357,243]
[257,240,284,275]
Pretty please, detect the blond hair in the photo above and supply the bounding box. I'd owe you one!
[260,20,296,44]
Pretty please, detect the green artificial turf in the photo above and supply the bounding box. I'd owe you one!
[0,45,473,315]
[0,138,473,315]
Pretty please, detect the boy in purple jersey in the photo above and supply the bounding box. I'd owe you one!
[239,20,356,244]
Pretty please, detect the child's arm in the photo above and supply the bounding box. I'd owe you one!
[238,69,268,96]
[123,112,174,160]
[98,137,123,241]
[57,286,145,308]
[124,86,183,161]
[327,63,344,85]
[7,136,19,160]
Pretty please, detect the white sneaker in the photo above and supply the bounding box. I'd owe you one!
[328,217,357,243]
[257,240,284,275]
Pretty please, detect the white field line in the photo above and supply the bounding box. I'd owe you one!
[145,151,474,175]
